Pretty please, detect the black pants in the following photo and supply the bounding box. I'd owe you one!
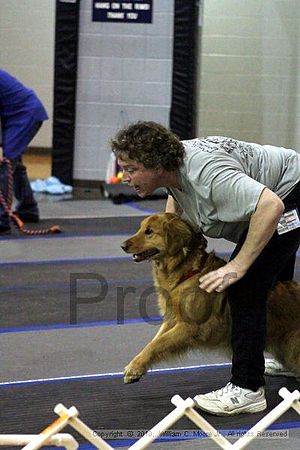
[228,182,300,391]
[0,122,42,227]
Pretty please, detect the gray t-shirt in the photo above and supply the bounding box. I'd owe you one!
[168,136,300,243]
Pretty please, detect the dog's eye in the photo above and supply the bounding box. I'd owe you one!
[145,227,153,236]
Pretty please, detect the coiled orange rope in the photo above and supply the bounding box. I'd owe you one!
[0,158,61,235]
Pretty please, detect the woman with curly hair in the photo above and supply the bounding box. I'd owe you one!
[111,120,300,417]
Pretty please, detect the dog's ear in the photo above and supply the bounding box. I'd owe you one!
[163,216,194,255]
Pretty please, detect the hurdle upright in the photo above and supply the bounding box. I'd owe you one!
[0,434,78,450]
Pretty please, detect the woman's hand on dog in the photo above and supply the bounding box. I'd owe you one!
[199,259,248,293]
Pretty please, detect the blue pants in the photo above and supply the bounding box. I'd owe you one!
[228,181,300,391]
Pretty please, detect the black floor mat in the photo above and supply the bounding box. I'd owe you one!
[0,216,149,239]
[1,257,299,330]
[0,259,159,329]
[1,367,299,448]
[0,199,166,239]
[103,184,167,205]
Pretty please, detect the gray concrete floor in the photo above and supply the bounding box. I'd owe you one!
[1,194,299,450]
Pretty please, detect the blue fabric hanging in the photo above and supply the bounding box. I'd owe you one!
[0,69,48,159]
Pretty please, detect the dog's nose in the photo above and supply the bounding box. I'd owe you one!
[120,241,129,252]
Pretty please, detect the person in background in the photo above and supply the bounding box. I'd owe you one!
[0,69,48,233]
[111,121,300,416]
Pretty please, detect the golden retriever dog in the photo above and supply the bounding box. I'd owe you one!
[121,212,300,384]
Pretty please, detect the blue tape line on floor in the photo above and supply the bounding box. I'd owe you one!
[0,256,131,267]
[0,250,299,266]
[0,316,162,334]
[0,364,231,388]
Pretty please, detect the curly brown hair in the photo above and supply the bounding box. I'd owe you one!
[111,121,185,170]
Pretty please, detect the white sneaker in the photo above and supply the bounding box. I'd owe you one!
[193,382,267,416]
[265,358,297,377]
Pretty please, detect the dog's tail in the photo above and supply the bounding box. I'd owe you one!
[267,280,300,376]
[272,327,300,377]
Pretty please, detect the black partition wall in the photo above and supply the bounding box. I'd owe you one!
[52,0,80,185]
[52,0,200,184]
[170,0,200,140]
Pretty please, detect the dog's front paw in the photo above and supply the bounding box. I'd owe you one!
[124,359,146,384]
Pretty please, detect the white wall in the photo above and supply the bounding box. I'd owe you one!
[2,0,300,171]
[197,0,300,151]
[0,0,55,149]
[73,0,174,181]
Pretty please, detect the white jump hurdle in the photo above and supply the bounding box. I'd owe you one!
[0,387,297,450]
[0,434,78,449]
